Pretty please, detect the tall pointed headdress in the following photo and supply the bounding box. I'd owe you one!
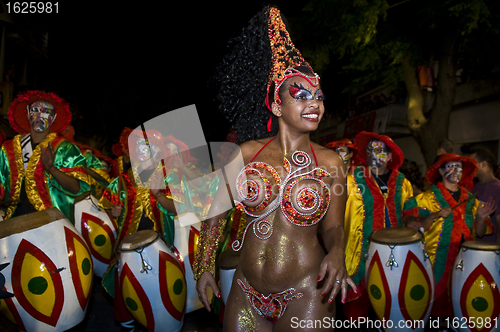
[264,7,319,113]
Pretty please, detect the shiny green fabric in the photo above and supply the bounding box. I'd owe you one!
[0,136,90,223]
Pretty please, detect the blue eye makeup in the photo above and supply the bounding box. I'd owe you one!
[289,83,325,101]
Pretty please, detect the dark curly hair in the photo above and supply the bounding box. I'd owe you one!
[213,5,319,145]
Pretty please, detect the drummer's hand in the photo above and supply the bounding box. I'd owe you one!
[111,204,122,218]
[477,197,496,221]
[40,144,56,173]
[149,169,165,198]
[437,207,452,219]
[196,271,220,312]
[406,220,422,231]
[318,250,357,305]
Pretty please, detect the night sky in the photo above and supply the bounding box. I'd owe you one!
[29,1,308,148]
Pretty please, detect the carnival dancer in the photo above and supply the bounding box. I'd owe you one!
[325,138,357,170]
[343,131,413,319]
[196,6,353,330]
[403,153,495,317]
[0,90,90,223]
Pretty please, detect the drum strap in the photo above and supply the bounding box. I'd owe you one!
[20,134,33,171]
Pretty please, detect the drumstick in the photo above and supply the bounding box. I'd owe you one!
[451,196,475,211]
[0,199,20,206]
[117,176,123,206]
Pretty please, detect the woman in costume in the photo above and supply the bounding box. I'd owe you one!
[195,6,353,330]
[403,153,495,318]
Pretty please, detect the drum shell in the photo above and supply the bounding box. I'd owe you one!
[219,248,239,305]
[0,208,93,332]
[451,241,500,332]
[74,194,118,277]
[173,211,212,313]
[118,231,186,332]
[365,229,434,332]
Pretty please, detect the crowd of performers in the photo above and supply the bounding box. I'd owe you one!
[1,4,500,332]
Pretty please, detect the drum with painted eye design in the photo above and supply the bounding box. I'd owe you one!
[74,193,118,277]
[452,241,500,332]
[173,211,213,313]
[118,230,186,332]
[0,208,93,331]
[366,227,434,332]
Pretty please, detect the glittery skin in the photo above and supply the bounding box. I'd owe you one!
[232,150,331,251]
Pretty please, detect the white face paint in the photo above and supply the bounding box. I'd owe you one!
[27,101,55,133]
[366,140,390,168]
[441,161,463,184]
[334,145,353,164]
[136,138,155,162]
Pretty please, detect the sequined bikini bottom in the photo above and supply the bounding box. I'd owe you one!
[237,278,303,324]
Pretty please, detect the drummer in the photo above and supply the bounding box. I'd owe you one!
[0,91,90,223]
[343,131,413,320]
[403,153,495,318]
[325,138,357,171]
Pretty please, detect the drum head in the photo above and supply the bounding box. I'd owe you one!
[461,241,500,251]
[0,207,66,239]
[369,227,422,245]
[119,230,160,251]
[219,248,240,270]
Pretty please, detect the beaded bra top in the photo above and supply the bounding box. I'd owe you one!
[232,138,331,251]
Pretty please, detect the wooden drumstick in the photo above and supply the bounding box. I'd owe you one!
[451,195,475,210]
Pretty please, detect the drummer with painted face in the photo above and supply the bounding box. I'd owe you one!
[403,153,495,318]
[325,138,357,171]
[0,91,90,223]
[98,129,180,331]
[343,131,414,320]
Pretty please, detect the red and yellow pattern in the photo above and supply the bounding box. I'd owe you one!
[459,263,500,332]
[366,251,391,321]
[65,226,93,310]
[159,250,186,321]
[11,239,64,327]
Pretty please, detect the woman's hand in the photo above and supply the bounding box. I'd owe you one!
[40,144,56,173]
[196,271,221,312]
[317,249,356,305]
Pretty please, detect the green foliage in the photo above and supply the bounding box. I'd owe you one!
[293,0,500,94]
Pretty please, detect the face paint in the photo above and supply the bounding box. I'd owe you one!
[441,161,462,184]
[334,146,353,164]
[166,143,178,155]
[27,101,55,133]
[288,83,325,103]
[366,140,390,168]
[136,139,154,161]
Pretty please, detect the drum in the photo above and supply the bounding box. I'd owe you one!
[74,192,118,278]
[118,230,186,332]
[173,211,212,313]
[219,248,240,305]
[0,208,93,331]
[452,241,500,332]
[365,227,434,332]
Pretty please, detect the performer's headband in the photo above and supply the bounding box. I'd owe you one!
[264,7,318,113]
